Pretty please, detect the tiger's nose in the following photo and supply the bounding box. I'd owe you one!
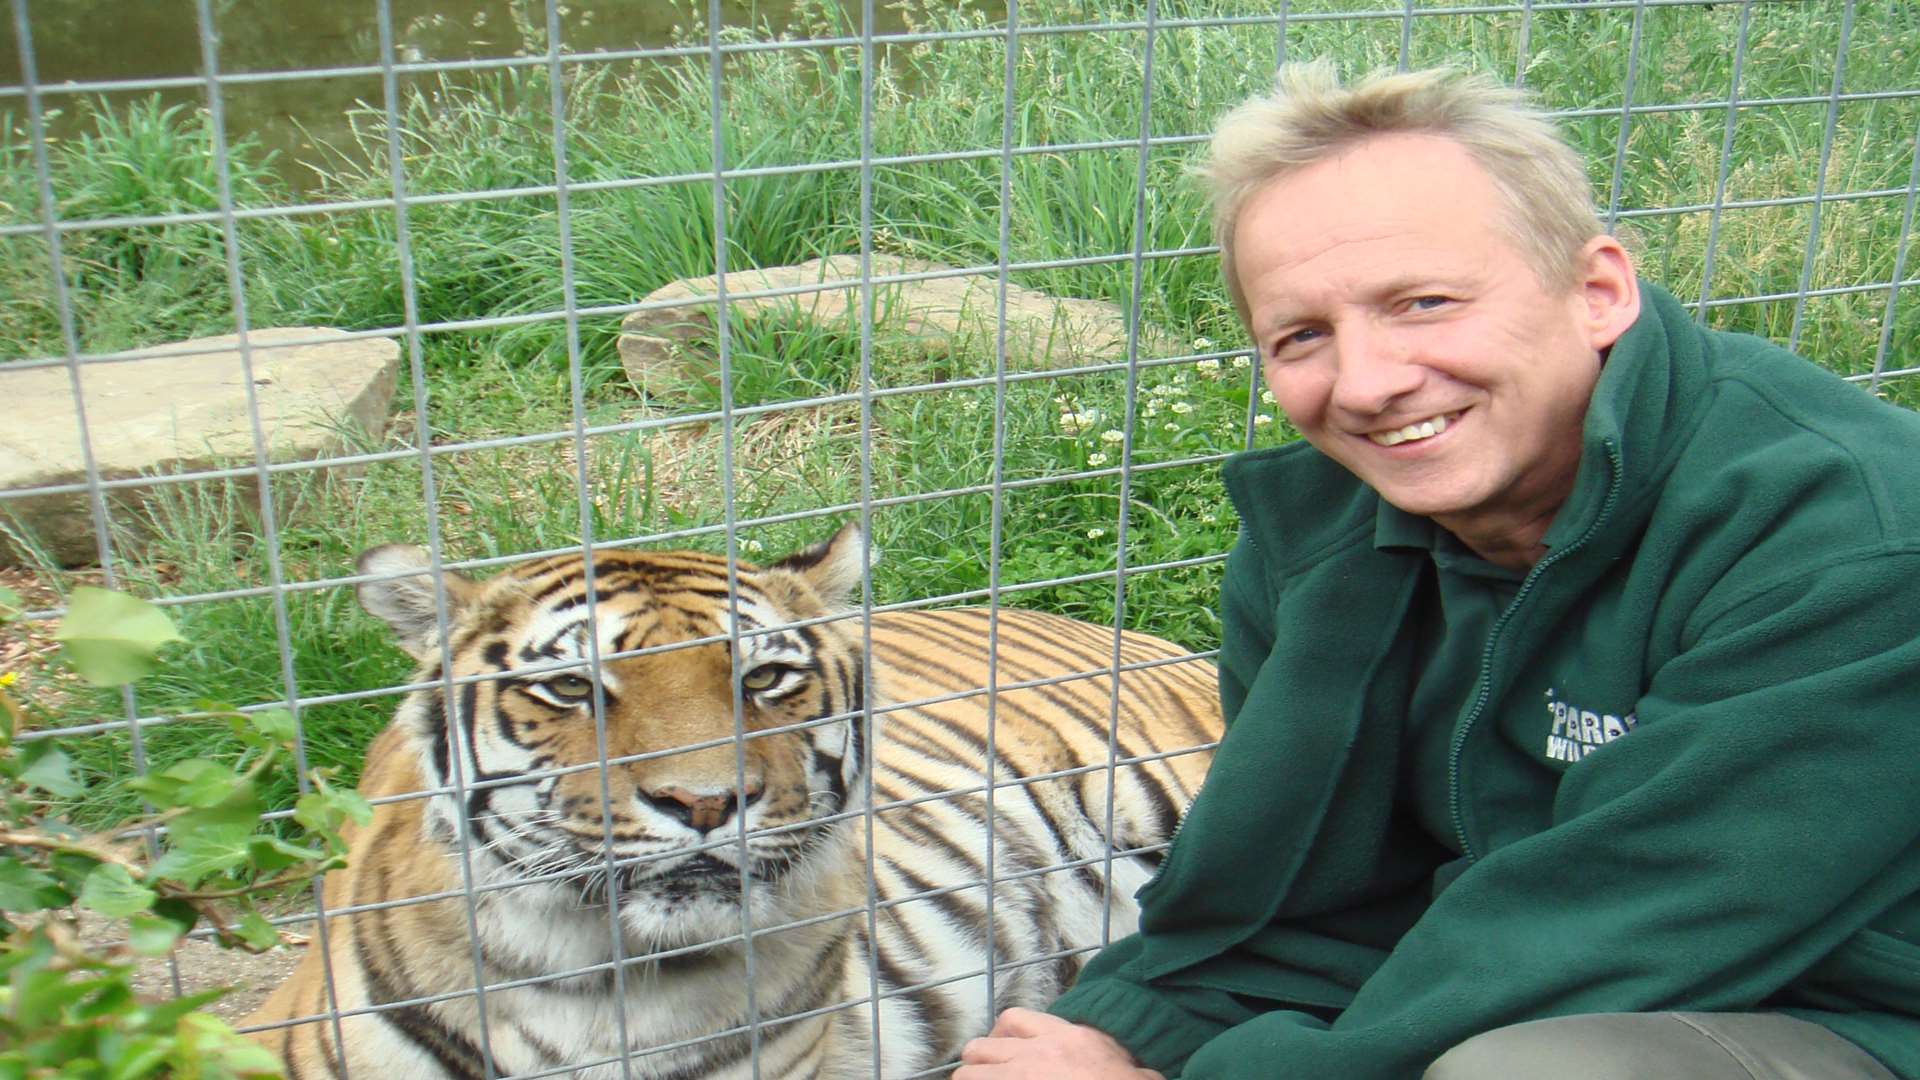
[646,781,765,832]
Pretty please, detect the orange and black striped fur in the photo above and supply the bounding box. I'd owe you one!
[245,526,1220,1078]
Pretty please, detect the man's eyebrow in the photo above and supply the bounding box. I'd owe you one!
[1368,275,1460,300]
[1255,309,1302,337]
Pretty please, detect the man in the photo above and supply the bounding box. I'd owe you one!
[957,63,1920,1079]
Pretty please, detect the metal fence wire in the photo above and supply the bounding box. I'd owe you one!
[2,0,1917,1077]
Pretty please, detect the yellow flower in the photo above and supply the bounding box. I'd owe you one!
[0,671,19,689]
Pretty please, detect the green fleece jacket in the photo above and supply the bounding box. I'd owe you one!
[1048,284,1920,1078]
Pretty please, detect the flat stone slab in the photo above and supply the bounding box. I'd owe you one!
[0,328,399,567]
[618,254,1162,394]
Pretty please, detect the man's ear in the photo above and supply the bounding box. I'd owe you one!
[1575,234,1641,352]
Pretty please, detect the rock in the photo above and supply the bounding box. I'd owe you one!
[0,328,399,568]
[617,254,1161,394]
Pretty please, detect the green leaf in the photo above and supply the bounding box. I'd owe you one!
[219,1041,287,1079]
[150,898,199,936]
[176,1011,283,1077]
[291,791,332,834]
[293,783,372,838]
[70,977,134,1021]
[148,820,253,888]
[53,588,185,687]
[78,863,156,918]
[102,1036,171,1080]
[0,858,69,911]
[127,759,241,810]
[245,835,326,875]
[0,585,21,623]
[139,987,227,1032]
[49,850,104,893]
[13,966,110,1028]
[17,742,84,798]
[126,913,184,957]
[232,909,278,952]
[248,708,296,742]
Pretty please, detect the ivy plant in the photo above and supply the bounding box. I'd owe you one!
[1,585,366,1080]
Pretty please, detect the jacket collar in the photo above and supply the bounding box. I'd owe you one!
[1542,281,1710,556]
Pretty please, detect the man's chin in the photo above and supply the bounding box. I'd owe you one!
[1369,479,1487,522]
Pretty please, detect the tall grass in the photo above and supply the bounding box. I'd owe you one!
[2,0,1916,823]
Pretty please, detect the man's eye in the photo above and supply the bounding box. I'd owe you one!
[1410,295,1449,311]
[1271,327,1321,356]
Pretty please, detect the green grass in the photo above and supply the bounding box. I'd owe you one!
[2,0,1916,825]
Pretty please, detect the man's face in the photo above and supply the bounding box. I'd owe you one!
[1233,133,1630,559]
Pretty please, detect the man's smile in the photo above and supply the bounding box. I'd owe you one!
[1364,410,1462,447]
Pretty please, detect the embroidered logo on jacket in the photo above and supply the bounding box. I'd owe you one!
[1542,688,1637,762]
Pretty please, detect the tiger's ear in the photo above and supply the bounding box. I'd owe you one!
[355,544,484,657]
[770,523,876,610]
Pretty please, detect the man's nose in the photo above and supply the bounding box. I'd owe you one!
[1327,323,1423,416]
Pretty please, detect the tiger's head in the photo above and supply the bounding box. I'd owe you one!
[355,525,873,950]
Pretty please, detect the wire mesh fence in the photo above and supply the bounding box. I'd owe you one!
[2,0,1917,1076]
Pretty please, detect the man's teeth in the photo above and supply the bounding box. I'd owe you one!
[1368,414,1451,447]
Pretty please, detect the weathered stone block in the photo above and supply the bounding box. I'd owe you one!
[0,328,399,568]
[617,254,1163,395]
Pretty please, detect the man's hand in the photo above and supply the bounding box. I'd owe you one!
[955,1007,1167,1080]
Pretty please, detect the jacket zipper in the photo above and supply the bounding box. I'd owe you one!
[1446,438,1623,860]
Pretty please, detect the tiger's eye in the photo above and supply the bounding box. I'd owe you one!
[547,674,595,701]
[741,665,785,692]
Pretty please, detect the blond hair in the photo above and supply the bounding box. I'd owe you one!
[1203,61,1603,329]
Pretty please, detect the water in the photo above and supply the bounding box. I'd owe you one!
[0,0,932,194]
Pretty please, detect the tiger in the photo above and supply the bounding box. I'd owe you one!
[244,524,1221,1079]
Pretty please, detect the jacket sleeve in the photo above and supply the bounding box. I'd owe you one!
[1167,548,1920,1078]
[1047,528,1317,1073]
[1046,929,1276,1075]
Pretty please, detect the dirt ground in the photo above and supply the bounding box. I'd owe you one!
[79,909,309,1023]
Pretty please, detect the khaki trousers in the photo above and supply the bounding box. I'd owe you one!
[1424,1012,1897,1080]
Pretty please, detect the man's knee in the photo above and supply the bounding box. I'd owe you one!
[1425,1016,1592,1080]
[1424,1012,1895,1080]
[1425,1013,1735,1080]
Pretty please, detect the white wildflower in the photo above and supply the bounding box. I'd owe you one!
[1192,336,1215,351]
[1163,422,1179,432]
[1254,414,1273,426]
[1087,452,1109,466]
[1195,357,1222,375]
[1260,389,1276,406]
[740,538,764,554]
[1100,429,1126,445]
[1170,401,1193,415]
[960,398,980,414]
[1087,528,1107,540]
[1232,355,1251,370]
